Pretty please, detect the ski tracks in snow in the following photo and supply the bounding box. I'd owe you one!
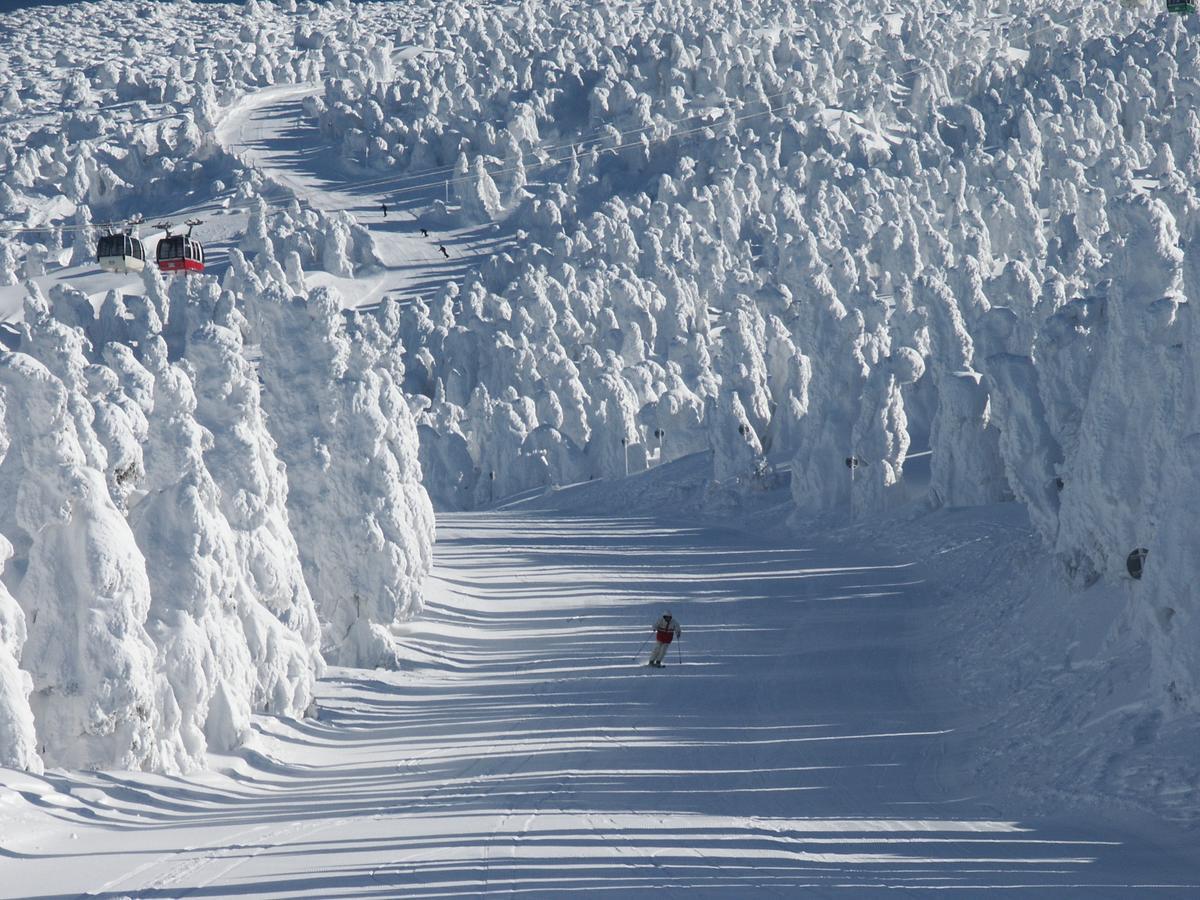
[3,511,1197,898]
[94,817,334,898]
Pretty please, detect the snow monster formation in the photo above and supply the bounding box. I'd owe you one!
[297,0,1200,772]
[0,242,432,770]
[0,352,165,770]
[0,0,1196,818]
[241,281,434,669]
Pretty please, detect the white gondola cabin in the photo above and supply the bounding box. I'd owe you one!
[96,230,147,273]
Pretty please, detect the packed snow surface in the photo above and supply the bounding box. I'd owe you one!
[0,503,1196,897]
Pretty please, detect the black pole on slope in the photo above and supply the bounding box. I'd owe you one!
[633,634,651,661]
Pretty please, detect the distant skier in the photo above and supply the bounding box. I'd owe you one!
[439,244,449,258]
[421,227,429,237]
[648,611,680,668]
[380,202,388,218]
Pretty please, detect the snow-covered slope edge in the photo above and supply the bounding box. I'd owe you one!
[852,500,1200,835]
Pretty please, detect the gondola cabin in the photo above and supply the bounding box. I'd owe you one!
[96,232,146,273]
[156,222,205,275]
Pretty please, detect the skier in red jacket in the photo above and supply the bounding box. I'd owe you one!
[648,612,680,668]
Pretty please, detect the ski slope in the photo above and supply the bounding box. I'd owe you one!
[1,500,1194,897]
[215,78,503,308]
[2,1,1199,893]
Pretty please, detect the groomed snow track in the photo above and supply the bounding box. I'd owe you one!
[0,510,1194,898]
[215,78,502,307]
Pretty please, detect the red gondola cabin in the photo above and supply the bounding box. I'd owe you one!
[156,233,205,274]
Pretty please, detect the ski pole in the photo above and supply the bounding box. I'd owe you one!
[633,634,651,661]
[677,634,682,665]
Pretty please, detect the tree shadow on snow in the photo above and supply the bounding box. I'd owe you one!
[15,512,1178,898]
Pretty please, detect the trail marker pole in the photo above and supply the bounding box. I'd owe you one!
[845,454,860,516]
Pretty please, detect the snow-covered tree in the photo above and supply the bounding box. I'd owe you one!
[130,352,257,764]
[0,353,168,770]
[246,285,434,668]
[0,529,39,773]
[186,322,323,715]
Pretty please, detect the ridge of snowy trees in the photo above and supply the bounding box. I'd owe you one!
[0,253,432,772]
[0,0,327,253]
[0,0,438,772]
[300,0,1200,721]
[1,0,1198,772]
